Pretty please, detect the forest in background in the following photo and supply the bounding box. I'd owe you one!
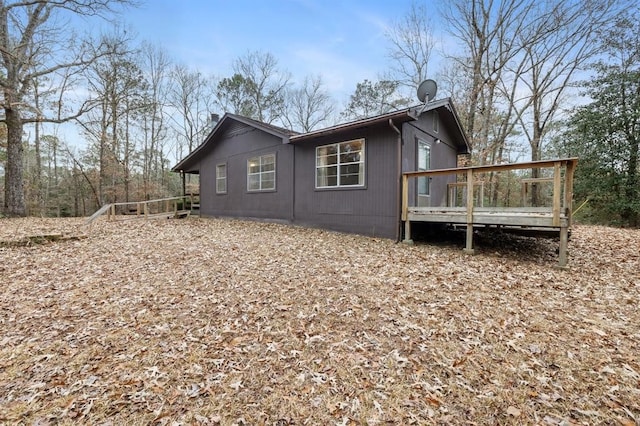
[0,0,638,227]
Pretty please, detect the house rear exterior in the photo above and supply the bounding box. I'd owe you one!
[172,98,470,240]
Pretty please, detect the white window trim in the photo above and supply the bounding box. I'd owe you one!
[216,163,227,194]
[247,153,276,192]
[315,138,365,189]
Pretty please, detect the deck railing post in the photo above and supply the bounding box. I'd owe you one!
[552,162,561,227]
[564,160,576,228]
[110,204,115,221]
[464,168,475,254]
[401,175,408,221]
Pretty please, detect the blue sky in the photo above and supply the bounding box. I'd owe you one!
[120,0,445,102]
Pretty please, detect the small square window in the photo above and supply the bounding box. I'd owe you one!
[247,154,276,191]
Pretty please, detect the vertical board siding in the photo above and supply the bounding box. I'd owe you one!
[199,124,294,221]
[403,111,458,208]
[293,127,400,239]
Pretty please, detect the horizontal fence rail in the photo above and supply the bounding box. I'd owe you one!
[85,194,199,225]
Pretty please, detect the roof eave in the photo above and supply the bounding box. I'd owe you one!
[289,108,415,143]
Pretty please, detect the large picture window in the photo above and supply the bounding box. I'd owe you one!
[316,139,365,188]
[216,164,227,194]
[247,154,276,191]
[418,140,431,196]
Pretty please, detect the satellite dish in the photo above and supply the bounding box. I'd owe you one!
[417,79,437,103]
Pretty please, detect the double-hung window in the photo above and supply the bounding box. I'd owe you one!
[216,164,227,194]
[316,139,365,188]
[247,154,276,191]
[418,139,431,196]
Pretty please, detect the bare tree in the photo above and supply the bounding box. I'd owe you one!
[511,1,621,164]
[167,64,216,161]
[79,32,144,205]
[341,79,410,120]
[231,50,291,124]
[283,75,334,132]
[0,0,134,217]
[386,1,436,92]
[139,41,171,198]
[441,0,535,164]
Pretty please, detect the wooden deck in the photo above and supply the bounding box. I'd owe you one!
[402,158,578,267]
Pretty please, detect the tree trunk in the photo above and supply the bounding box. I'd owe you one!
[4,108,26,217]
[623,135,639,226]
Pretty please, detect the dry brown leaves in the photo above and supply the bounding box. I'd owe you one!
[0,217,638,425]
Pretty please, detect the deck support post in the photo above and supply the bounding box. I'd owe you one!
[464,226,474,254]
[557,226,569,269]
[463,168,475,254]
[403,220,414,244]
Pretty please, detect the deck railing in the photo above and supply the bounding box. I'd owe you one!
[401,158,578,267]
[85,194,199,224]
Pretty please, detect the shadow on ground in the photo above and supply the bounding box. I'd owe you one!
[409,223,559,264]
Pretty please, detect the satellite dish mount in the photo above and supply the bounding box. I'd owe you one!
[416,79,437,114]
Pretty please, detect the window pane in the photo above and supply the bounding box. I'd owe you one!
[262,162,275,172]
[317,153,338,166]
[418,177,429,195]
[340,140,363,163]
[248,174,260,191]
[317,166,337,187]
[418,142,430,171]
[340,164,363,186]
[217,178,226,193]
[216,164,226,178]
[341,140,363,152]
[262,154,275,169]
[262,171,275,189]
[317,145,338,157]
[248,158,260,174]
[340,150,361,163]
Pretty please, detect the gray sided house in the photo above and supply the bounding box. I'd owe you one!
[172,98,470,240]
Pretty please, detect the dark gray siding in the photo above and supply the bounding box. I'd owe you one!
[293,126,400,239]
[402,110,458,208]
[199,123,294,221]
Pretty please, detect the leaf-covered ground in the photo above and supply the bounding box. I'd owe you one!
[0,217,638,425]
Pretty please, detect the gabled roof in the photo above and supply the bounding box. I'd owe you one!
[288,97,470,154]
[172,113,297,173]
[421,97,470,154]
[172,98,470,173]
